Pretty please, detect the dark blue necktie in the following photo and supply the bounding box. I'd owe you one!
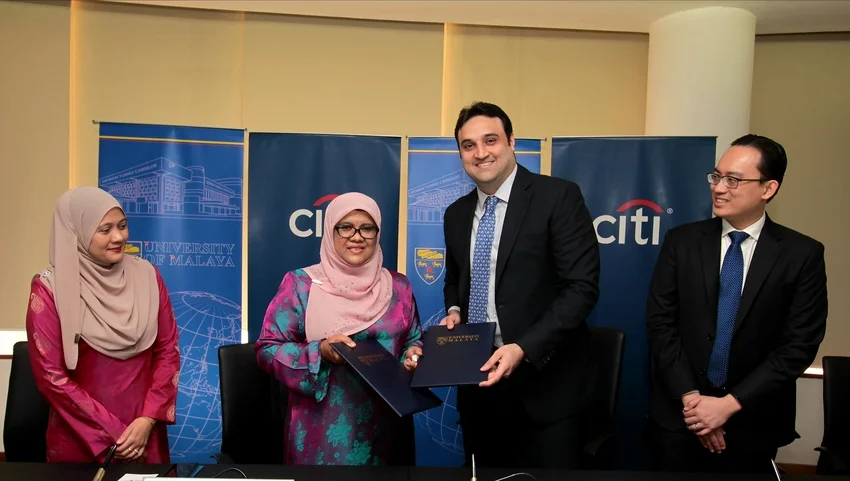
[469,196,498,323]
[708,231,749,387]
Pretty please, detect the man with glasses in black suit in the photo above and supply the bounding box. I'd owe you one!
[646,134,828,473]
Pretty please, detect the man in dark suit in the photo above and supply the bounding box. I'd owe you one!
[440,102,601,469]
[646,134,828,473]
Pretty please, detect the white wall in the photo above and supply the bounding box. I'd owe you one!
[0,329,29,453]
[0,327,826,464]
[779,377,825,466]
[0,359,11,453]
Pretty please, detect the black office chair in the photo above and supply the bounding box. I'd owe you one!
[388,412,417,466]
[216,342,287,464]
[815,356,850,475]
[3,341,50,462]
[216,341,416,466]
[580,325,626,470]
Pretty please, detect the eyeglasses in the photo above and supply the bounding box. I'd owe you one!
[706,172,764,189]
[334,224,379,239]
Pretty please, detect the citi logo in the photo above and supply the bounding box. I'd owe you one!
[289,194,339,238]
[593,199,672,246]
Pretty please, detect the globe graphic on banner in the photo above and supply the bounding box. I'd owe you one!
[413,310,464,456]
[166,291,242,462]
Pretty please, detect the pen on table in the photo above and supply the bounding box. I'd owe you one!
[92,444,118,481]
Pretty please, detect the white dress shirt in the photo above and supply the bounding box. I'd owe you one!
[449,164,518,347]
[682,212,767,398]
[720,212,766,293]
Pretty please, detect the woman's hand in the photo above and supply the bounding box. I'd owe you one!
[115,417,155,461]
[320,334,356,364]
[403,346,423,372]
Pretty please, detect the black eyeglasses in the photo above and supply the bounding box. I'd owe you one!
[707,172,764,189]
[334,224,379,239]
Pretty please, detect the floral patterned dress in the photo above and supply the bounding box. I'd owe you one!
[254,268,423,466]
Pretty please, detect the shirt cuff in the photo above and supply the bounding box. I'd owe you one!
[448,306,460,313]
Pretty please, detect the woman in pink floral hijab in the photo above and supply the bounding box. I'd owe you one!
[255,192,423,465]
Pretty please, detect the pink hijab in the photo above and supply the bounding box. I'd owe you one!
[303,192,393,342]
[40,186,159,370]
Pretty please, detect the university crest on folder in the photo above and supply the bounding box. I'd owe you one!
[414,248,445,285]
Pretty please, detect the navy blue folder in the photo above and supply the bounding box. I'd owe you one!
[410,322,497,388]
[330,339,443,417]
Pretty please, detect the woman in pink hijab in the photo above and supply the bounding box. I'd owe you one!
[25,186,180,464]
[255,192,424,466]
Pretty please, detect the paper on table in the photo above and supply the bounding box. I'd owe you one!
[117,474,158,481]
[117,473,295,481]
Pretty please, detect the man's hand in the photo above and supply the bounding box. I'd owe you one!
[682,392,701,408]
[698,428,727,453]
[684,394,742,436]
[439,311,461,330]
[479,344,524,387]
[320,335,356,364]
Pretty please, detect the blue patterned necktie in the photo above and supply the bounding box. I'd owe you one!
[707,230,749,387]
[468,196,498,324]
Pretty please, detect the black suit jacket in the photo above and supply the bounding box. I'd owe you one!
[646,215,828,449]
[443,164,601,423]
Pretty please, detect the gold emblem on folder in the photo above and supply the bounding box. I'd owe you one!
[357,353,390,367]
[436,334,480,346]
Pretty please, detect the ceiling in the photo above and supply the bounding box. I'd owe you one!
[99,0,850,35]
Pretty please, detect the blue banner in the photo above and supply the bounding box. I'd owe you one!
[551,136,715,469]
[247,133,401,342]
[98,122,245,463]
[406,137,541,466]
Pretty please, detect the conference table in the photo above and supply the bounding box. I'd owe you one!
[2,462,849,481]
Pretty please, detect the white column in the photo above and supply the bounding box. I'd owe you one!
[645,7,756,163]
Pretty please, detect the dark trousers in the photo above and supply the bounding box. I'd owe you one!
[459,384,581,469]
[646,418,778,474]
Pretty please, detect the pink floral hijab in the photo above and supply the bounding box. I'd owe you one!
[303,193,393,341]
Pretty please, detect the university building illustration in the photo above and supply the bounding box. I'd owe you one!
[100,157,241,218]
